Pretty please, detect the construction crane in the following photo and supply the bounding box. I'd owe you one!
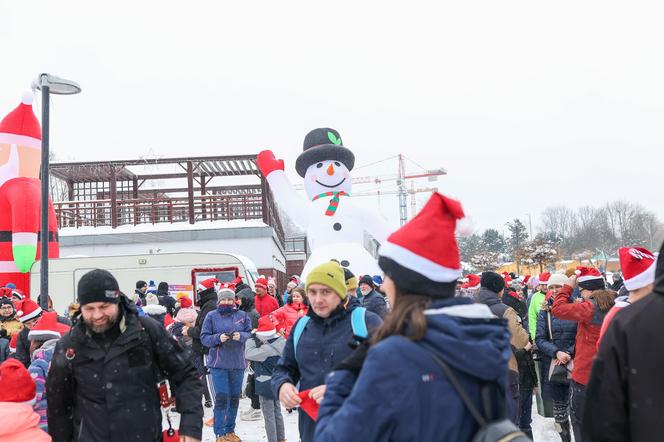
[293,155,446,225]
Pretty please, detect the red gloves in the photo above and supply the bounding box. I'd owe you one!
[257,150,285,177]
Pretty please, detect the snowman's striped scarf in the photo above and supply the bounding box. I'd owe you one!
[312,191,349,216]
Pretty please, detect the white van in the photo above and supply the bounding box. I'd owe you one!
[30,252,259,314]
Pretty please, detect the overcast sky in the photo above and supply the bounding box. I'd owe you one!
[2,1,663,233]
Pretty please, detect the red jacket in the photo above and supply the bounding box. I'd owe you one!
[254,294,279,317]
[272,302,308,338]
[552,285,605,385]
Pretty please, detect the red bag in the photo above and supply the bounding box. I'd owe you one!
[162,409,179,441]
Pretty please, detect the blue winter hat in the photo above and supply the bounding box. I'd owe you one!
[372,275,383,286]
[147,280,157,294]
[5,283,16,290]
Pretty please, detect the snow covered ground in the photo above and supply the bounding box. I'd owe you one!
[167,397,567,441]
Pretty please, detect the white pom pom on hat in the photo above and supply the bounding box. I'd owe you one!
[21,91,34,105]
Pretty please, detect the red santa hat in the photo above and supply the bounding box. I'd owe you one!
[27,311,70,341]
[575,267,605,291]
[197,278,219,293]
[8,333,18,353]
[538,272,551,284]
[379,193,467,297]
[179,296,193,309]
[256,315,277,338]
[217,282,236,297]
[466,274,481,289]
[255,277,268,289]
[17,299,42,323]
[522,275,531,285]
[619,247,657,291]
[0,359,36,404]
[0,92,42,150]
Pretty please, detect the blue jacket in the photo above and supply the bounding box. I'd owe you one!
[535,304,577,400]
[271,303,382,442]
[361,289,388,319]
[315,297,512,442]
[200,307,252,370]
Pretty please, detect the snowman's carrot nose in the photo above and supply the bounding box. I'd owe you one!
[326,164,335,175]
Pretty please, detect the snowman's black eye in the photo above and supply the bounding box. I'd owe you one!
[316,163,323,168]
[334,162,341,167]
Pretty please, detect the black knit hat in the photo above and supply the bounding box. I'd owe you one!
[136,280,147,290]
[78,269,121,305]
[295,128,355,177]
[481,272,505,294]
[358,275,375,288]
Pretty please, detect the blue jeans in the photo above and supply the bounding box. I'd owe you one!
[210,368,244,436]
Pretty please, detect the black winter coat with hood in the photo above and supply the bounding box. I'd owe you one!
[188,288,219,356]
[237,286,259,329]
[583,241,664,442]
[46,297,203,442]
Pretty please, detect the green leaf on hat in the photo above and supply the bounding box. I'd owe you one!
[327,131,342,146]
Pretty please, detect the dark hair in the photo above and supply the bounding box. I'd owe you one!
[157,282,169,292]
[136,280,147,289]
[371,283,431,344]
[289,287,308,306]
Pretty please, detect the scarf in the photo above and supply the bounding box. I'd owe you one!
[312,191,349,216]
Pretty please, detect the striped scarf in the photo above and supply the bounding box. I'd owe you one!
[312,191,349,216]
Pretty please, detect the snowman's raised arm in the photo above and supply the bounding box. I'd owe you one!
[258,150,310,230]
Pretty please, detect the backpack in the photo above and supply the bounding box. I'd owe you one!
[292,307,368,359]
[419,342,530,442]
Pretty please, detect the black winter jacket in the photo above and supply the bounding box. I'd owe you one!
[15,314,71,368]
[157,289,177,316]
[237,287,260,329]
[361,289,388,319]
[188,289,219,356]
[46,298,203,442]
[583,243,664,442]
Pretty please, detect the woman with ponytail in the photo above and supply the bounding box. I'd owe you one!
[315,193,514,442]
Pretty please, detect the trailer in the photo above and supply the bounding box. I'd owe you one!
[30,252,259,314]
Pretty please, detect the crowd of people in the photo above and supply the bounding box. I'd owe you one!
[0,193,661,442]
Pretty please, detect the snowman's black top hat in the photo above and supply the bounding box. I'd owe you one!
[295,127,355,177]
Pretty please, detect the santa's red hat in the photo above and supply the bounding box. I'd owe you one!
[217,282,236,298]
[522,275,531,285]
[538,272,551,284]
[256,316,277,337]
[379,193,467,297]
[0,359,36,404]
[466,274,481,289]
[17,299,42,323]
[255,277,268,289]
[619,247,657,291]
[27,311,70,341]
[575,267,605,291]
[0,92,42,149]
[197,278,219,293]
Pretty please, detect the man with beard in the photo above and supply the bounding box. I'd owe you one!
[46,269,203,442]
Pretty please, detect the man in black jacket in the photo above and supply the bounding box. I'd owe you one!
[583,242,664,442]
[135,280,148,306]
[46,269,203,442]
[358,275,388,318]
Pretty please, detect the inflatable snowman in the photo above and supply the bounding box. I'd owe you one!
[257,128,392,280]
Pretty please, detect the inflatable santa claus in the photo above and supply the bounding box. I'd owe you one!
[258,128,392,280]
[0,93,59,294]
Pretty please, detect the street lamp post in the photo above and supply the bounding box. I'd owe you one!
[33,74,81,310]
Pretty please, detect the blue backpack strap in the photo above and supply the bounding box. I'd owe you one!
[351,307,368,340]
[292,316,310,359]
